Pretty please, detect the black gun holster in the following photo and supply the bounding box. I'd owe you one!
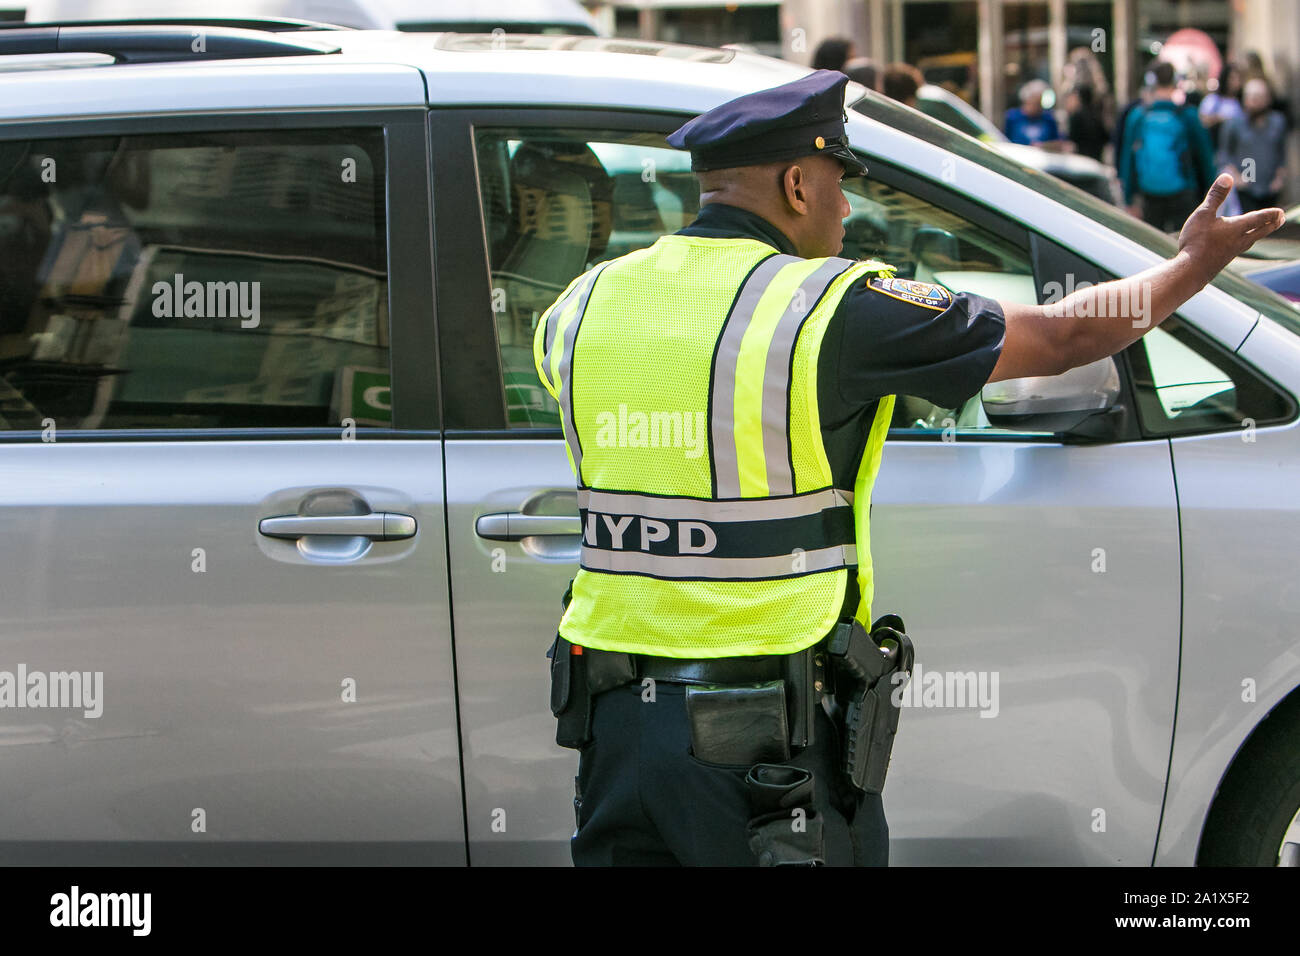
[826,614,915,795]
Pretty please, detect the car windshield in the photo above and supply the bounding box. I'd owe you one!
[851,90,1300,338]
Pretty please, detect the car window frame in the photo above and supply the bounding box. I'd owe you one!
[0,108,438,442]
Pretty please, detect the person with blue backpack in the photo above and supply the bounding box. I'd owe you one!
[1119,61,1217,232]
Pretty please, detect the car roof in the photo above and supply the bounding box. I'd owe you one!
[21,0,391,30]
[381,0,599,32]
[381,33,815,109]
[0,30,823,120]
[23,0,601,32]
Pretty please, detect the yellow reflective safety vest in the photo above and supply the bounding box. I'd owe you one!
[535,234,896,658]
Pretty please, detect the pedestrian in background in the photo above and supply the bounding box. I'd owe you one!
[1200,62,1246,216]
[1200,62,1244,153]
[1062,46,1116,155]
[1065,84,1109,160]
[1221,77,1289,212]
[1112,63,1155,174]
[1118,61,1216,231]
[1005,79,1066,149]
[881,62,924,109]
[812,36,854,73]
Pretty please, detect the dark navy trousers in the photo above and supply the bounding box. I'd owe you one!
[570,680,889,866]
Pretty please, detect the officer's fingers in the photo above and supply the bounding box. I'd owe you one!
[1229,207,1286,239]
[1199,173,1235,214]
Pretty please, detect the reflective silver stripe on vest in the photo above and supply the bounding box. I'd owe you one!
[577,487,853,521]
[710,254,799,498]
[760,257,854,495]
[542,277,585,374]
[581,543,856,579]
[557,262,612,479]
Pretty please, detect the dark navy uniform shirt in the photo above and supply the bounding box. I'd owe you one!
[676,202,1007,614]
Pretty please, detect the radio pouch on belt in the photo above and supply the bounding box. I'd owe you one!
[548,634,592,750]
[547,579,591,749]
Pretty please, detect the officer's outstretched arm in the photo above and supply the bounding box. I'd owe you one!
[987,174,1285,383]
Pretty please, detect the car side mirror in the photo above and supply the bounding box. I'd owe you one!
[981,356,1122,439]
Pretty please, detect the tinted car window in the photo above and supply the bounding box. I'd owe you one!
[1126,315,1292,436]
[840,172,1038,433]
[473,128,699,428]
[0,129,389,431]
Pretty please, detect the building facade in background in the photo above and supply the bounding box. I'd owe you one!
[593,1,1295,131]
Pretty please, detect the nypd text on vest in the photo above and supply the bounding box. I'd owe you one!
[583,512,718,555]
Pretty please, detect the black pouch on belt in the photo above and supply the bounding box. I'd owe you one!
[744,764,824,866]
[548,635,592,749]
[684,681,791,766]
[783,647,817,750]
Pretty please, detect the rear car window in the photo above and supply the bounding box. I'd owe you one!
[0,129,390,432]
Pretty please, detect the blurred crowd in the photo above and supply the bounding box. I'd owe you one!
[811,35,1291,229]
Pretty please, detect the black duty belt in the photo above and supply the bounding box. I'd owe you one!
[579,647,788,686]
[569,642,824,750]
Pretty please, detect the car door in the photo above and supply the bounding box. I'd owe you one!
[434,107,1181,865]
[0,107,463,863]
[839,169,1181,864]
[1119,305,1299,865]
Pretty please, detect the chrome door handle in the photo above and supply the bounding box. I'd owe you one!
[259,513,417,541]
[475,512,581,541]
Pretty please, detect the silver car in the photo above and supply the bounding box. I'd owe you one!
[0,21,1296,866]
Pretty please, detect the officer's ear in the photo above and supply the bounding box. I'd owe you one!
[781,163,810,216]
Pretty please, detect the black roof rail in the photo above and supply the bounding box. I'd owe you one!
[3,17,349,33]
[0,25,342,63]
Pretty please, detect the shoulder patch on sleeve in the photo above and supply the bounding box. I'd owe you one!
[867,276,953,312]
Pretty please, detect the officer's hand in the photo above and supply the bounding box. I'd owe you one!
[1177,173,1285,280]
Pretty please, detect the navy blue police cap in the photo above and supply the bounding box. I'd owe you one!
[666,69,867,176]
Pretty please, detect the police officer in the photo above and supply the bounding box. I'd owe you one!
[537,70,1283,867]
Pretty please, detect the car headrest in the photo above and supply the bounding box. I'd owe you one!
[509,141,613,261]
